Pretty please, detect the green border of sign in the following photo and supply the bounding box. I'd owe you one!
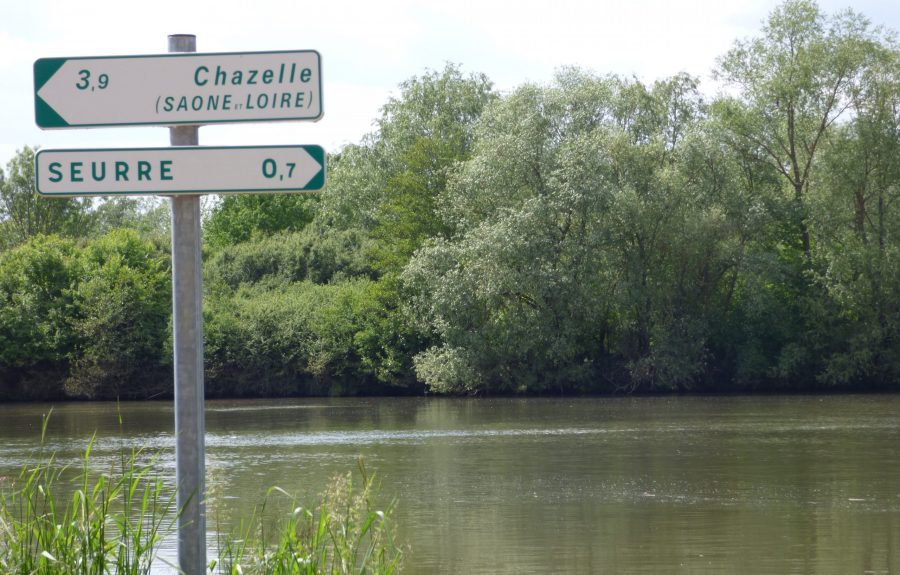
[34,50,323,129]
[35,145,326,196]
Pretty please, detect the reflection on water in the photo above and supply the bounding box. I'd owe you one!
[1,395,898,573]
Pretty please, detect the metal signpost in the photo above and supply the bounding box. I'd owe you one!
[32,34,324,575]
[167,34,205,575]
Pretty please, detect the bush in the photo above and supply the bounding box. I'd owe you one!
[205,280,383,396]
[66,230,171,399]
[0,231,172,400]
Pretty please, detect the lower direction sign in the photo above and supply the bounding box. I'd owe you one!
[35,145,325,197]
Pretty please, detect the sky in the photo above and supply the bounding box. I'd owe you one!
[2,0,899,165]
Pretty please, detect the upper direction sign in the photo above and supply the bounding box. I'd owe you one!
[34,50,322,129]
[35,145,325,197]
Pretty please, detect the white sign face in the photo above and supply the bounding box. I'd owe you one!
[35,146,325,196]
[34,50,322,128]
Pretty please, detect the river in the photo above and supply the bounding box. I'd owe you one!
[0,395,897,573]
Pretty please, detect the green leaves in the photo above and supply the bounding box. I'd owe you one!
[0,147,94,248]
[405,70,718,393]
[714,0,885,264]
[204,279,402,397]
[213,461,402,575]
[2,1,898,398]
[0,230,171,400]
[66,230,171,399]
[205,194,319,249]
[0,424,176,575]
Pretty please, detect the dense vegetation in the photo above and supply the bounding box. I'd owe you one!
[1,0,898,400]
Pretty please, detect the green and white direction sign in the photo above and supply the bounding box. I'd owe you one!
[34,50,322,128]
[35,145,325,196]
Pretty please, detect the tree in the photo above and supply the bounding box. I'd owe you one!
[405,70,728,393]
[0,235,80,399]
[714,0,877,263]
[317,64,496,275]
[204,193,319,248]
[0,147,93,247]
[711,0,897,388]
[0,229,172,400]
[812,40,900,386]
[93,196,171,242]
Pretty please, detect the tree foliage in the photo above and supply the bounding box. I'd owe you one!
[405,71,727,393]
[204,193,319,248]
[65,229,171,399]
[0,230,171,400]
[0,147,94,249]
[1,0,898,399]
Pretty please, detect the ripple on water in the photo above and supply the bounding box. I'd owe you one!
[204,426,626,448]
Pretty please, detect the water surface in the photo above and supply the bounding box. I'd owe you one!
[1,395,897,573]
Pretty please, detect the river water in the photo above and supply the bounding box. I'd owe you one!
[0,395,897,573]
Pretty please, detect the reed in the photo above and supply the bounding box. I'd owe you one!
[0,410,176,575]
[0,412,403,574]
[211,459,403,575]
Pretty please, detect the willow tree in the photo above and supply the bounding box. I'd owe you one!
[710,0,896,388]
[714,0,876,263]
[813,41,900,386]
[405,70,731,394]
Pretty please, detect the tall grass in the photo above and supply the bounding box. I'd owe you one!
[0,412,404,574]
[0,409,177,574]
[212,459,403,575]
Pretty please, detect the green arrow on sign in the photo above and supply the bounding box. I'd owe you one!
[34,58,69,128]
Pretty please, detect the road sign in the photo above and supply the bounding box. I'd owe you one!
[35,145,325,196]
[34,50,322,128]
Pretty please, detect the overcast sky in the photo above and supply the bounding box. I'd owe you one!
[2,0,898,164]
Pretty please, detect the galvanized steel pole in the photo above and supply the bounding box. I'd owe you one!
[168,33,206,575]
